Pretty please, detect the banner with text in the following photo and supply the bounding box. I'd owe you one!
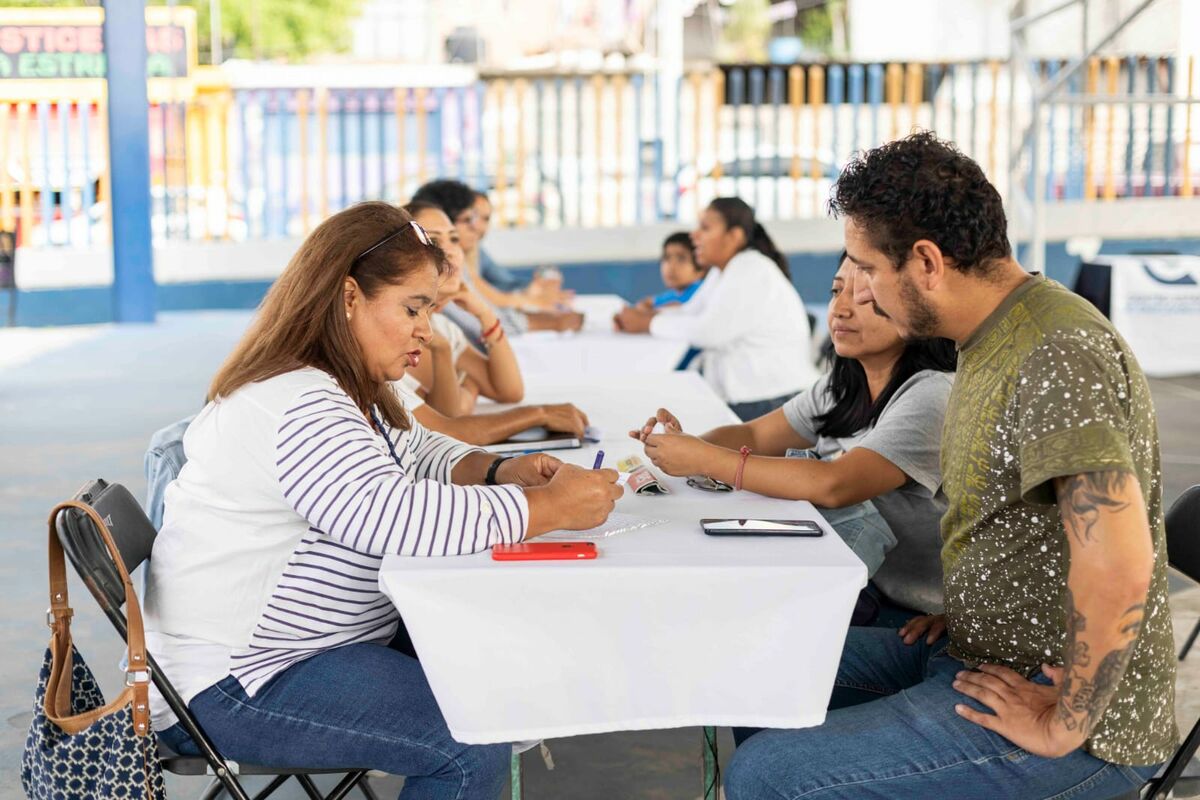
[1101,255,1200,377]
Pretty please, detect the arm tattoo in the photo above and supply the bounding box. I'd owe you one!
[1056,470,1133,548]
[1056,590,1145,736]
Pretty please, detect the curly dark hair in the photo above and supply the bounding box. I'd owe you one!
[829,131,1011,276]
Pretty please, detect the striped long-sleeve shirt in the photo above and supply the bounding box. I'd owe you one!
[143,367,527,730]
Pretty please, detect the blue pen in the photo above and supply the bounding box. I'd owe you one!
[592,450,605,470]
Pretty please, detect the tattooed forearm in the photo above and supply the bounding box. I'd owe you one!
[1056,470,1133,547]
[1056,594,1144,735]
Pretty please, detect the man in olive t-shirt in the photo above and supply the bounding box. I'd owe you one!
[725,133,1176,800]
[939,273,1175,765]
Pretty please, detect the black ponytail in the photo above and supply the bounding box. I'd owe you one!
[708,197,790,279]
[749,222,789,279]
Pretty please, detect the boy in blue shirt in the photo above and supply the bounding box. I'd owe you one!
[644,232,707,309]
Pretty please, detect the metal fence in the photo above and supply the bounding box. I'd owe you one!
[2,55,1196,249]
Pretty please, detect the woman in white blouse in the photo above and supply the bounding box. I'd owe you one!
[144,201,621,799]
[615,197,818,420]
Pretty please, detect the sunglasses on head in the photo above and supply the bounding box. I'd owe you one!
[354,220,432,264]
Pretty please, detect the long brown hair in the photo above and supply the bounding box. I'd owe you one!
[208,201,444,430]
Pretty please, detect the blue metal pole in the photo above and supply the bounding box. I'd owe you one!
[848,64,864,154]
[749,67,764,211]
[828,65,845,173]
[1142,58,1157,196]
[1066,68,1081,199]
[867,64,883,149]
[103,0,155,322]
[731,68,744,197]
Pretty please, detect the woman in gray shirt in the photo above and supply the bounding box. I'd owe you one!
[632,252,956,618]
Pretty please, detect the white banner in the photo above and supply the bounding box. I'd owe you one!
[1095,255,1200,377]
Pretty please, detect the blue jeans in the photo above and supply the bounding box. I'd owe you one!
[159,638,510,800]
[726,627,1160,800]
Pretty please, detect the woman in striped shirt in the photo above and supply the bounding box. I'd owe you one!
[144,201,622,799]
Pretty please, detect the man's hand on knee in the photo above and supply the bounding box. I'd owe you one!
[952,663,1086,758]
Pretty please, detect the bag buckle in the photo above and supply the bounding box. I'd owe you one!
[45,606,72,629]
[125,669,151,686]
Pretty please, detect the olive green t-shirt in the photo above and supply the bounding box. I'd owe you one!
[941,274,1177,766]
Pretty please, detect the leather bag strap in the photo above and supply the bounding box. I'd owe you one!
[44,500,152,737]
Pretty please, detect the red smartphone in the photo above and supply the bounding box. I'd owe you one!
[492,542,598,561]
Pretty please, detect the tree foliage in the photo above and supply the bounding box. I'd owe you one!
[0,0,364,62]
[719,0,771,63]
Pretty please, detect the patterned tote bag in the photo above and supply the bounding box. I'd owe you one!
[22,501,166,800]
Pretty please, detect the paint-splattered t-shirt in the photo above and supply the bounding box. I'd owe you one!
[941,274,1177,766]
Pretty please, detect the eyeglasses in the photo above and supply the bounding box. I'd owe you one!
[354,220,432,264]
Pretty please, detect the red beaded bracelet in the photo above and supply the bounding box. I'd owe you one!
[481,319,502,340]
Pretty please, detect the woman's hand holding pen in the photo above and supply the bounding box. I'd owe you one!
[525,465,623,536]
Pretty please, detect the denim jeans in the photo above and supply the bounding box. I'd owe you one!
[726,627,1159,800]
[158,637,510,800]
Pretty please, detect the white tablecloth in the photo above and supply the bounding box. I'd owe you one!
[510,294,691,376]
[510,371,731,435]
[570,294,627,332]
[511,331,690,377]
[378,372,866,744]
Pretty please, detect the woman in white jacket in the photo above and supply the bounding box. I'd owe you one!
[615,197,818,420]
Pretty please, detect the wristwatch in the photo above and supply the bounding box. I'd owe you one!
[485,456,513,486]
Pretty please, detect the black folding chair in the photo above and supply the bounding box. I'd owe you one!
[1169,486,1200,662]
[1135,485,1200,800]
[53,478,381,800]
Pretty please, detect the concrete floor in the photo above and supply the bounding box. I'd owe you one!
[2,310,1199,800]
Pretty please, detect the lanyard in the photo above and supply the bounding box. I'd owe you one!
[369,408,404,468]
